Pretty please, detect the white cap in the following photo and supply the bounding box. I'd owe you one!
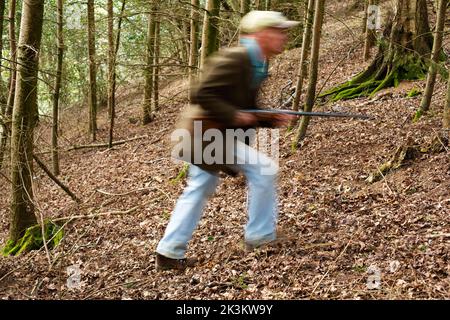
[240,11,300,34]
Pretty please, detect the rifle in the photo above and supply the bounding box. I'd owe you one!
[191,109,373,131]
[241,109,374,120]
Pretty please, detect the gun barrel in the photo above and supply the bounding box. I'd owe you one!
[241,109,373,120]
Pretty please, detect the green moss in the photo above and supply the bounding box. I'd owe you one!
[322,52,429,102]
[437,63,449,80]
[370,67,398,97]
[170,163,189,184]
[400,57,427,80]
[330,79,381,101]
[290,142,297,153]
[232,272,249,290]
[2,220,64,256]
[413,109,423,123]
[407,88,421,98]
[353,265,367,273]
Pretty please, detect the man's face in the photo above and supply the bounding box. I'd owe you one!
[257,27,288,57]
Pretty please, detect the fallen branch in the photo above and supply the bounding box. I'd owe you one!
[425,233,450,239]
[53,205,140,222]
[67,135,149,151]
[53,195,164,222]
[430,129,449,156]
[96,185,172,202]
[0,170,12,184]
[0,113,11,126]
[139,157,167,165]
[33,154,81,203]
[96,187,151,197]
[376,167,394,195]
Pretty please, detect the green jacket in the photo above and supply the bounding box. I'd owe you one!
[173,46,265,175]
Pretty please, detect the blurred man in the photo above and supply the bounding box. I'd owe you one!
[156,11,299,271]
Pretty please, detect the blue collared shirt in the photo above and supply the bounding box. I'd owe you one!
[239,37,269,89]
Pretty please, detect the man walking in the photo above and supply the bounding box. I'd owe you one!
[156,11,299,270]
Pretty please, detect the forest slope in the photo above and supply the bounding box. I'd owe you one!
[0,1,449,299]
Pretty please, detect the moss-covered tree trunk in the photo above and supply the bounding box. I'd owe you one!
[322,0,433,101]
[10,0,45,243]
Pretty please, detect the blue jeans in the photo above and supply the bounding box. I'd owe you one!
[156,140,279,259]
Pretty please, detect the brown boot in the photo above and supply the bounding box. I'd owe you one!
[155,253,197,271]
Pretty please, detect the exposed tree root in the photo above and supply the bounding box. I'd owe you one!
[366,135,449,183]
[321,46,428,102]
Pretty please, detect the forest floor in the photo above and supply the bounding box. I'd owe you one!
[0,2,449,299]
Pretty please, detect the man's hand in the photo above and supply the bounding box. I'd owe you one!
[271,113,296,127]
[234,112,258,126]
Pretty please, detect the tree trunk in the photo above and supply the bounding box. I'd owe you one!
[0,0,8,169]
[142,1,156,124]
[87,0,97,141]
[10,0,45,242]
[292,0,325,148]
[362,0,368,35]
[52,0,64,176]
[200,0,220,70]
[322,0,433,101]
[153,17,160,111]
[188,0,199,99]
[6,0,17,118]
[240,0,249,16]
[291,0,315,126]
[0,0,17,168]
[0,0,6,108]
[444,75,450,130]
[107,0,114,120]
[416,0,447,118]
[254,0,261,10]
[181,14,190,75]
[107,0,126,148]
